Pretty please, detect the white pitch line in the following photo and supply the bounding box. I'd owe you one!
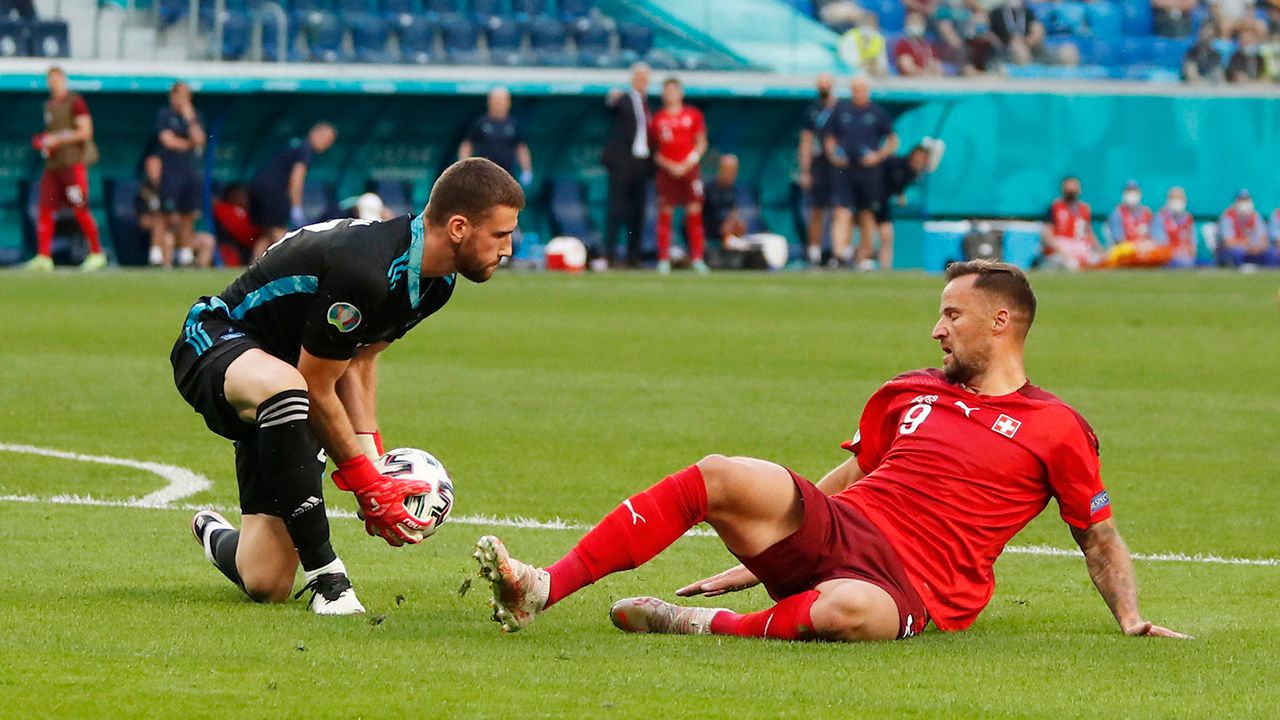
[0,443,210,506]
[0,443,1273,568]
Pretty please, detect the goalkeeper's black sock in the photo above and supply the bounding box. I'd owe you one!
[256,390,339,573]
[209,528,244,589]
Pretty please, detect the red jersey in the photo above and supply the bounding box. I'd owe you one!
[650,105,705,164]
[1113,204,1153,242]
[1048,199,1092,241]
[836,369,1111,631]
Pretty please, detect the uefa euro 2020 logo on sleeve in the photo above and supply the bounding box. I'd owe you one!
[327,302,362,333]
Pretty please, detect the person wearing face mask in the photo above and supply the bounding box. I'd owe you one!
[1152,187,1197,268]
[1217,189,1277,267]
[989,0,1046,66]
[837,11,889,78]
[1041,176,1103,271]
[798,73,843,266]
[894,12,944,77]
[1104,181,1171,268]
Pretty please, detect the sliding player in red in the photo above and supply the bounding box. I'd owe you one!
[650,77,708,275]
[476,260,1188,641]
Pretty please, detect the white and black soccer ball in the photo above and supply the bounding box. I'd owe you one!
[373,447,455,539]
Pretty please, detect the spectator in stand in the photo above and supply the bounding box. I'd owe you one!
[1217,189,1277,266]
[155,81,207,268]
[136,155,168,266]
[246,122,337,261]
[989,0,1046,66]
[936,0,997,75]
[895,12,944,76]
[818,0,863,30]
[0,0,36,19]
[905,0,940,18]
[1183,24,1226,82]
[798,73,842,266]
[824,76,898,270]
[1153,0,1198,37]
[459,87,533,186]
[1105,180,1172,268]
[1209,0,1255,35]
[1227,20,1269,82]
[212,184,260,266]
[1041,176,1104,271]
[1152,186,1197,268]
[838,11,890,77]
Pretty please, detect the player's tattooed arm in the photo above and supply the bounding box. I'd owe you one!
[1071,520,1190,639]
[815,456,865,495]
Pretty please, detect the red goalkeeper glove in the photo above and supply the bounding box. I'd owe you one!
[332,455,431,547]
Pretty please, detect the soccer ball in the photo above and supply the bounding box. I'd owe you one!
[373,448,455,539]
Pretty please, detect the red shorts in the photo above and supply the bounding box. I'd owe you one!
[733,471,930,639]
[39,163,90,211]
[655,169,704,206]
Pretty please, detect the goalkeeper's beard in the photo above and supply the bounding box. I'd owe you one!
[455,237,498,283]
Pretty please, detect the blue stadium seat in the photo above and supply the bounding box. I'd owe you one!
[550,178,598,250]
[1119,35,1156,65]
[292,0,336,27]
[157,0,190,25]
[618,22,652,62]
[257,11,289,61]
[1075,36,1118,66]
[381,0,418,28]
[218,10,252,59]
[1045,2,1086,36]
[1150,37,1193,69]
[483,15,524,65]
[338,0,373,14]
[870,0,903,32]
[397,16,437,63]
[424,0,458,17]
[29,19,69,57]
[512,0,546,22]
[350,12,393,62]
[302,11,345,62]
[528,15,571,65]
[1121,0,1152,36]
[468,0,502,23]
[1085,2,1122,38]
[439,13,486,64]
[572,15,615,67]
[370,179,414,216]
[0,19,28,57]
[556,0,591,22]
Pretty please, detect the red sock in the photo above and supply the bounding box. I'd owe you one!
[709,589,820,640]
[36,206,54,258]
[73,207,102,254]
[656,206,673,260]
[685,209,705,261]
[544,465,707,607]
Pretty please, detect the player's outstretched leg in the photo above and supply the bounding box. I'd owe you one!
[474,535,550,632]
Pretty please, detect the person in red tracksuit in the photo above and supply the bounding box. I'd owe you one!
[650,77,709,275]
[25,66,106,272]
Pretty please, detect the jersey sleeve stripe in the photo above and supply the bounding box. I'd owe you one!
[229,275,319,320]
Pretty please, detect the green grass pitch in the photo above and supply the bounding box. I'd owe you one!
[1,270,1277,719]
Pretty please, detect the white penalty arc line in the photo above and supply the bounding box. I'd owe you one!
[0,443,1275,569]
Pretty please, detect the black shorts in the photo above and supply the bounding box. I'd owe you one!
[874,198,892,224]
[160,164,201,215]
[170,299,324,515]
[809,160,850,210]
[848,166,885,215]
[248,183,290,229]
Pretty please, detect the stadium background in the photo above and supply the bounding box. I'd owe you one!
[3,0,1280,269]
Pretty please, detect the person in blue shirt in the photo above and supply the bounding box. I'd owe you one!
[247,123,338,261]
[823,76,898,269]
[155,81,207,267]
[458,87,533,187]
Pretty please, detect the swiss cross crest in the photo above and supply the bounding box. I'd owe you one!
[992,414,1021,438]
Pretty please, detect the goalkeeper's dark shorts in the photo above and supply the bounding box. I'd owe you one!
[171,301,261,443]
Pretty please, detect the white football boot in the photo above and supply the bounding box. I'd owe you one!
[295,559,366,616]
[609,597,725,635]
[473,535,550,633]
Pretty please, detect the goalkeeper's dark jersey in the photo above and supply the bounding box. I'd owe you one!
[182,214,455,364]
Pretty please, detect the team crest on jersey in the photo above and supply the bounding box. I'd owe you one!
[327,302,362,333]
[991,414,1021,438]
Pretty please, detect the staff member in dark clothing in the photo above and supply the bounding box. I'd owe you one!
[824,76,897,270]
[459,87,532,186]
[600,62,653,269]
[247,122,337,261]
[155,81,207,267]
[875,139,944,271]
[798,72,841,267]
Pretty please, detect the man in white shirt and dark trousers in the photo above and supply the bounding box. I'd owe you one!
[601,63,654,269]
